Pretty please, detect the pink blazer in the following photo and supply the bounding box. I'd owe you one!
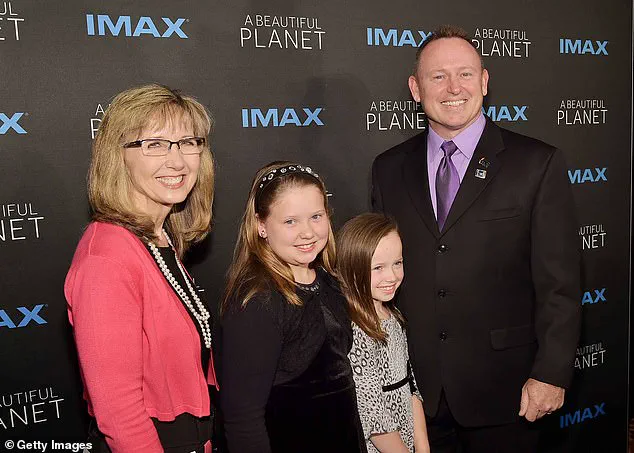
[65,222,217,453]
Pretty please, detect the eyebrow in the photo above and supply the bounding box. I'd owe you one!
[372,257,403,265]
[142,134,196,139]
[280,210,325,219]
[428,65,477,73]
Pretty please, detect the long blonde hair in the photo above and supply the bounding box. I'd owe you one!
[336,213,404,343]
[88,84,214,257]
[222,161,336,312]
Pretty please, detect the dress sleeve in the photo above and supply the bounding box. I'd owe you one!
[219,295,282,453]
[66,255,163,453]
[403,330,423,402]
[348,324,399,439]
[410,371,423,402]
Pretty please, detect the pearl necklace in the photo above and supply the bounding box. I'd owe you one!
[148,229,211,349]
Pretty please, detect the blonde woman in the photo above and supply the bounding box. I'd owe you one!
[65,84,216,452]
[219,162,367,453]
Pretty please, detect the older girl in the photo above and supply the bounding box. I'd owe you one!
[219,162,366,453]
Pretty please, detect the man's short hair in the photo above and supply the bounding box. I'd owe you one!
[412,24,484,75]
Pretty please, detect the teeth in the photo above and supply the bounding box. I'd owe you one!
[296,243,314,250]
[157,176,183,184]
[442,100,467,106]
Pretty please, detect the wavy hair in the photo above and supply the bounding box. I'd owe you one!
[222,161,336,312]
[88,84,214,257]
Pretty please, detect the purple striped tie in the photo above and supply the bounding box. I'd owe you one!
[436,140,460,231]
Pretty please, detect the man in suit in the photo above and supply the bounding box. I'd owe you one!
[371,25,581,453]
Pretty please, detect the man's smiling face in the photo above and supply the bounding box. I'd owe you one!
[409,37,489,139]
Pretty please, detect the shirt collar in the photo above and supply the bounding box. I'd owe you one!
[427,112,487,160]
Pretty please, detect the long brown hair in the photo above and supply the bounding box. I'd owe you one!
[89,84,214,257]
[222,161,336,313]
[336,213,404,343]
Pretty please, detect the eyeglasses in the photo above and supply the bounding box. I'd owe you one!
[123,137,206,156]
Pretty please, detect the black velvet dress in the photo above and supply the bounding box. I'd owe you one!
[219,269,367,453]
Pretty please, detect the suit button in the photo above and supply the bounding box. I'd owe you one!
[438,244,449,253]
[437,289,447,298]
[439,332,448,341]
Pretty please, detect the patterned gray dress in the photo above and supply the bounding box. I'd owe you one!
[348,314,422,453]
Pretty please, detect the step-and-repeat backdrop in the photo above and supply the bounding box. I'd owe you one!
[1,1,631,451]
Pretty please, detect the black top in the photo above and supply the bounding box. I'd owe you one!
[218,268,356,453]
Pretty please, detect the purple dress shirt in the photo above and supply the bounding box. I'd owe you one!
[427,113,487,218]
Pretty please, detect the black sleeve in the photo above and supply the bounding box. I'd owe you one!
[371,157,384,213]
[219,295,282,453]
[529,149,582,388]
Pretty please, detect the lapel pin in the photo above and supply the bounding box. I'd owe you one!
[478,157,490,168]
[475,169,487,179]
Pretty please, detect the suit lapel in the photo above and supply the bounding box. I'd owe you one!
[441,120,505,234]
[403,133,440,238]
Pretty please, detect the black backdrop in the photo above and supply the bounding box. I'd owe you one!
[0,1,631,451]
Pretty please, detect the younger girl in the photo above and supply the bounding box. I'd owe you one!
[337,213,430,453]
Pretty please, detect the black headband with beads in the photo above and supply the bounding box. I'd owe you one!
[256,164,321,198]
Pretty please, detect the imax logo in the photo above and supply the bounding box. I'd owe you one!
[0,304,47,329]
[560,403,606,428]
[367,28,431,47]
[582,288,606,305]
[483,105,527,122]
[0,112,26,134]
[568,167,607,184]
[241,108,324,128]
[86,14,188,38]
[559,39,608,55]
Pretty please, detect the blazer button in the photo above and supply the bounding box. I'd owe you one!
[437,244,449,253]
[437,289,447,298]
[439,332,448,341]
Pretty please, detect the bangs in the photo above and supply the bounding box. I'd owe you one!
[125,101,211,141]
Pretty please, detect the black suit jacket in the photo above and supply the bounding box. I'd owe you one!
[371,119,581,427]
